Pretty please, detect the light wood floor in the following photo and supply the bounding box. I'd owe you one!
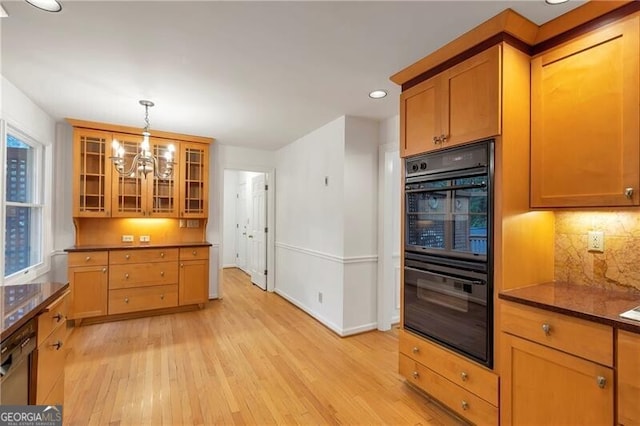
[64,268,464,425]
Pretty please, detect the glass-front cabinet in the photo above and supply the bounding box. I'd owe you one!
[73,130,112,217]
[110,133,179,218]
[180,142,208,218]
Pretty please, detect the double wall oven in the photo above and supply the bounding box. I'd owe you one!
[403,139,494,367]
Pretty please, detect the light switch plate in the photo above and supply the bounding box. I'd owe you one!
[121,235,134,242]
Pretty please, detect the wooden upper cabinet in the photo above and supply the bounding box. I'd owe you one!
[111,133,180,218]
[72,129,113,217]
[531,15,640,208]
[400,44,501,157]
[180,142,209,218]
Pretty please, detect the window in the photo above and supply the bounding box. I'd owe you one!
[4,127,45,280]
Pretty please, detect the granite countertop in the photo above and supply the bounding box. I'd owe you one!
[1,282,69,341]
[65,241,213,252]
[499,282,640,334]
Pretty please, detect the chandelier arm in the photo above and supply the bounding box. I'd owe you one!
[112,152,143,177]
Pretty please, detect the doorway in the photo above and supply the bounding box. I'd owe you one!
[222,170,268,290]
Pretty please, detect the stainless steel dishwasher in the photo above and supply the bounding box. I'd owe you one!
[0,319,36,405]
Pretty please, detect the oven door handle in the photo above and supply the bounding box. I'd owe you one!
[405,266,486,286]
[405,182,486,194]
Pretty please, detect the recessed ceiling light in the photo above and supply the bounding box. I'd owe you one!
[0,5,8,17]
[25,0,62,12]
[545,0,569,4]
[369,90,387,99]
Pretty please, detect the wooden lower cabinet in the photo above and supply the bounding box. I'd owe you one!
[68,251,108,319]
[618,330,640,426]
[34,291,70,405]
[178,247,209,305]
[109,284,178,315]
[399,330,498,425]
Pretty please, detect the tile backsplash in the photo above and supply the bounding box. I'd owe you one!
[555,211,640,293]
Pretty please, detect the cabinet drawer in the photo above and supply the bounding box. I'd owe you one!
[37,291,69,347]
[501,302,613,366]
[108,284,178,315]
[399,330,498,405]
[109,248,178,264]
[179,247,209,261]
[68,251,108,267]
[109,262,179,289]
[400,354,498,426]
[36,324,66,403]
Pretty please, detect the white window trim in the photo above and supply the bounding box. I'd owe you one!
[2,120,52,285]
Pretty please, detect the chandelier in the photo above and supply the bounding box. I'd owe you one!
[110,100,175,179]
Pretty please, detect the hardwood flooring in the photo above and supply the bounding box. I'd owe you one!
[64,268,464,425]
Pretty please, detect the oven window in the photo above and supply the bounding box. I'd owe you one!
[452,176,488,255]
[404,266,489,364]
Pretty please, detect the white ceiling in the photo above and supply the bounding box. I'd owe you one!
[1,0,585,150]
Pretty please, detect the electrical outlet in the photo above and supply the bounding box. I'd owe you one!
[318,292,323,303]
[187,219,200,228]
[588,231,604,253]
[140,235,150,243]
[121,235,134,242]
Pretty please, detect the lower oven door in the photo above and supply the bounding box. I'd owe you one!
[404,263,491,367]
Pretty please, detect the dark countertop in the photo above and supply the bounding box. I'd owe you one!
[499,282,640,335]
[64,241,213,252]
[2,282,69,341]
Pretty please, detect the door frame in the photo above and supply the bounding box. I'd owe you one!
[220,165,275,292]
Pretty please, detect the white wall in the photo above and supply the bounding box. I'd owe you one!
[222,170,239,267]
[275,115,379,335]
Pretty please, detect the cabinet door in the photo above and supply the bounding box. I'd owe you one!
[501,333,614,426]
[618,330,640,426]
[400,77,440,157]
[147,138,180,217]
[180,142,209,218]
[73,129,112,217]
[442,44,501,148]
[111,132,146,217]
[531,16,640,207]
[179,259,208,305]
[68,265,108,319]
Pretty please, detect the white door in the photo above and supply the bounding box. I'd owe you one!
[236,182,248,273]
[248,174,267,290]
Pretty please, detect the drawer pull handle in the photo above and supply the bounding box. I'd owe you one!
[53,313,63,322]
[412,346,419,354]
[125,273,129,279]
[412,371,419,379]
[461,401,469,411]
[85,256,91,261]
[125,254,130,260]
[542,323,551,336]
[597,376,606,389]
[160,252,165,258]
[51,340,63,350]
[125,297,129,304]
[102,268,107,273]
[460,372,468,382]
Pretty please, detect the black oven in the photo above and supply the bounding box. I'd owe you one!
[404,140,494,367]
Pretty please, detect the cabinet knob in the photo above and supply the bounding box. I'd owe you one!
[53,313,63,322]
[596,376,606,389]
[85,256,91,261]
[542,323,551,335]
[125,254,130,260]
[51,340,63,350]
[624,187,634,199]
[412,346,419,354]
[461,401,469,411]
[440,134,448,143]
[181,263,184,268]
[160,252,165,258]
[102,268,107,273]
[125,273,129,279]
[160,271,165,277]
[192,250,197,256]
[160,294,164,300]
[460,372,468,382]
[412,371,419,379]
[432,136,441,145]
[124,297,129,303]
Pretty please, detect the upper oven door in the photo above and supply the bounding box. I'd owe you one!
[406,172,490,261]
